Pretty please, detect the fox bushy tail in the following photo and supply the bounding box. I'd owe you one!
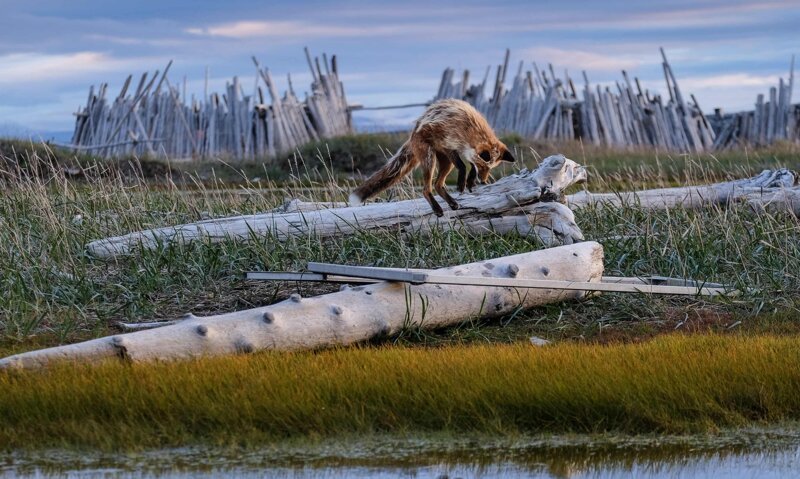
[349,140,416,205]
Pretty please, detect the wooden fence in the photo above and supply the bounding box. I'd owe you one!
[435,48,717,152]
[68,48,352,159]
[708,56,796,149]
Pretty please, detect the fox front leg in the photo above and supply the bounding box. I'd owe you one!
[458,147,480,192]
[449,151,469,193]
[466,165,477,192]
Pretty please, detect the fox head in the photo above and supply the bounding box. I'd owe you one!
[476,142,515,183]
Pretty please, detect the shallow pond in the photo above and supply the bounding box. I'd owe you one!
[3,427,800,478]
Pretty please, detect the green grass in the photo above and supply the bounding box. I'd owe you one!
[2,334,800,450]
[6,132,796,189]
[1,137,799,450]
[0,136,798,349]
[188,134,800,190]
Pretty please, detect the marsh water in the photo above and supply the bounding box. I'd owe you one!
[4,427,800,478]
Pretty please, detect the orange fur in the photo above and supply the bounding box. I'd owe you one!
[349,99,514,216]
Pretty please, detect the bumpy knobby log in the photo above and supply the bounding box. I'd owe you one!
[274,200,584,246]
[86,154,587,258]
[1,242,604,369]
[567,168,798,211]
[410,202,584,245]
[742,187,800,215]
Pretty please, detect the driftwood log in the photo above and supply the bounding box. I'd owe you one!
[86,163,796,260]
[86,154,588,258]
[568,168,798,212]
[0,242,604,369]
[276,168,798,214]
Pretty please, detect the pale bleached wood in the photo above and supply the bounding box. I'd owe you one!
[436,48,718,151]
[278,169,798,217]
[567,168,797,211]
[86,155,587,258]
[0,242,605,370]
[71,52,352,159]
[408,202,583,247]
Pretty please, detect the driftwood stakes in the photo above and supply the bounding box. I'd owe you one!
[710,54,797,149]
[434,48,718,151]
[67,50,353,160]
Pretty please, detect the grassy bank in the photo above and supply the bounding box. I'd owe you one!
[3,134,798,189]
[1,138,799,451]
[2,334,799,449]
[0,137,799,349]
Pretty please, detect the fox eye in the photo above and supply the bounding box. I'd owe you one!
[478,151,491,163]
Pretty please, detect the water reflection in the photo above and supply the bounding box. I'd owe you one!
[4,427,800,478]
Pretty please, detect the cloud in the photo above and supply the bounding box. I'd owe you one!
[532,1,798,32]
[0,90,89,133]
[186,20,408,39]
[82,34,189,48]
[680,73,783,90]
[516,47,647,72]
[0,52,161,85]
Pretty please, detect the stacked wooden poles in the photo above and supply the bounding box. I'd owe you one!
[710,55,796,149]
[434,48,716,152]
[69,50,352,160]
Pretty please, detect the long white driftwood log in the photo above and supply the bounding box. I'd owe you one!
[567,168,798,211]
[86,154,587,258]
[275,168,799,215]
[0,242,604,369]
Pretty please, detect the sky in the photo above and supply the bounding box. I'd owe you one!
[0,0,798,139]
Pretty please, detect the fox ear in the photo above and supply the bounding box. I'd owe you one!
[501,149,516,163]
[479,150,491,163]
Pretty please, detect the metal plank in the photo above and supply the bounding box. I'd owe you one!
[601,275,725,288]
[245,272,375,283]
[307,262,430,284]
[306,263,730,296]
[419,274,730,296]
[248,266,732,296]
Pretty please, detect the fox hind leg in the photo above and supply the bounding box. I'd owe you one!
[421,148,445,217]
[434,151,459,211]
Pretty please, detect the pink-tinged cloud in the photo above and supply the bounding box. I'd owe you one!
[0,52,164,84]
[515,47,648,72]
[560,1,797,31]
[186,20,410,39]
[680,73,783,90]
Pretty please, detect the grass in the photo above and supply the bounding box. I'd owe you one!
[179,134,800,190]
[2,334,800,450]
[1,135,799,449]
[6,132,797,187]
[1,135,798,349]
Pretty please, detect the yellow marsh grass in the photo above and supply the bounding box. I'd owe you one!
[1,334,799,450]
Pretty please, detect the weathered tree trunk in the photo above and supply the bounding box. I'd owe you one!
[409,202,584,245]
[86,155,588,258]
[276,168,799,216]
[567,168,798,211]
[1,242,604,369]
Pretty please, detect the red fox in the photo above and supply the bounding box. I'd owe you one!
[348,99,515,216]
